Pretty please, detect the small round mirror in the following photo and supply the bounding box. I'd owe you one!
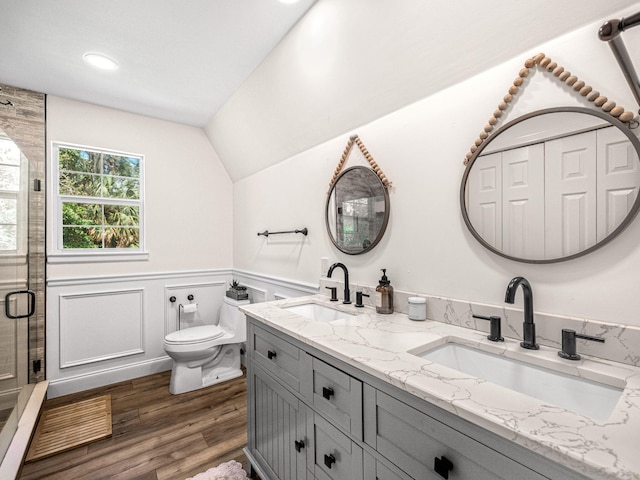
[326,166,390,255]
[461,107,640,263]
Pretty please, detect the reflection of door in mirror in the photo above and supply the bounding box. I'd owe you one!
[466,110,640,262]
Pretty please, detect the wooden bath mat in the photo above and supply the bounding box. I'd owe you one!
[26,394,112,462]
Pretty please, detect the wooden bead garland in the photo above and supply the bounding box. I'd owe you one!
[329,134,391,191]
[463,53,637,165]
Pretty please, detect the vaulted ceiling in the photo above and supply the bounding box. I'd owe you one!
[0,0,316,126]
[2,0,639,181]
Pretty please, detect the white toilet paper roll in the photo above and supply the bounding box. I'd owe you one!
[181,303,198,313]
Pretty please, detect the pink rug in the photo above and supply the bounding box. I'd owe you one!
[186,460,249,480]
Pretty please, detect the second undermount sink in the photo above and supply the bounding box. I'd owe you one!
[409,342,623,421]
[283,303,356,322]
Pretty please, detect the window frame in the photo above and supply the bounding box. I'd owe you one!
[0,134,28,256]
[49,142,148,263]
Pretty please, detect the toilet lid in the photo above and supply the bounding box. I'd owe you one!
[165,325,225,344]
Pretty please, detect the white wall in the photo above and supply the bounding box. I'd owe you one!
[45,97,235,395]
[233,7,640,327]
[47,96,234,277]
[206,0,640,181]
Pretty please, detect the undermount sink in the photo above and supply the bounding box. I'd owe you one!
[283,303,356,322]
[410,342,623,421]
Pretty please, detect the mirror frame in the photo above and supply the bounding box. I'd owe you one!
[326,166,390,255]
[460,106,640,263]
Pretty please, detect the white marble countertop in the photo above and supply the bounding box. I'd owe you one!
[241,294,640,480]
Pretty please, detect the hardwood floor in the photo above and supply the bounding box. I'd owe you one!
[18,370,251,480]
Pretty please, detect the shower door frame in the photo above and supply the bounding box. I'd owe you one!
[0,83,46,462]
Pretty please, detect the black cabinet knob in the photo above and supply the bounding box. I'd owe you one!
[294,440,305,452]
[324,453,336,468]
[434,455,454,479]
[267,350,277,360]
[322,386,334,400]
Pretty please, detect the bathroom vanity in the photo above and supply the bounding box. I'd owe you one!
[242,295,640,480]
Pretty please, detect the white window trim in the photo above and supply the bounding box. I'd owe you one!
[49,142,148,263]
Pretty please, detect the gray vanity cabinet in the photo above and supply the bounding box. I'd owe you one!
[363,387,546,480]
[304,356,363,440]
[251,324,310,395]
[245,317,589,480]
[248,363,308,480]
[306,412,363,480]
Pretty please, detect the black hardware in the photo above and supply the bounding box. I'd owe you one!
[323,453,336,468]
[0,87,13,107]
[267,350,277,360]
[434,455,454,479]
[327,262,351,304]
[322,386,334,400]
[558,329,605,361]
[33,179,41,191]
[257,228,308,237]
[4,290,36,319]
[169,296,177,303]
[294,440,305,452]
[326,286,338,302]
[472,314,504,342]
[187,294,194,301]
[355,291,369,308]
[32,359,42,374]
[504,277,539,350]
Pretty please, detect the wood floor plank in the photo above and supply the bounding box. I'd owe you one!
[156,430,247,480]
[18,371,251,480]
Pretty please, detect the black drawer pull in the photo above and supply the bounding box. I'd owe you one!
[434,455,454,479]
[267,350,277,360]
[324,453,336,469]
[322,386,334,400]
[294,440,305,452]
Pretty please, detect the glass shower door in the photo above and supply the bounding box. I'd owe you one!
[0,128,31,456]
[0,84,45,464]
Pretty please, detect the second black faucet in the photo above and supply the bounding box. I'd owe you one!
[505,276,539,350]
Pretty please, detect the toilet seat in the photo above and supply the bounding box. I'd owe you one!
[164,325,224,345]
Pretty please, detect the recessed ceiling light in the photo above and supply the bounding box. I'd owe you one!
[278,0,301,4]
[83,52,119,71]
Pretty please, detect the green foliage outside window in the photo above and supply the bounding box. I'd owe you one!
[57,146,142,249]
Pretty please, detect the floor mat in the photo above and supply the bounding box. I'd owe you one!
[185,460,248,480]
[25,394,112,462]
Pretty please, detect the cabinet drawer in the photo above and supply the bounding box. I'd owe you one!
[306,356,362,439]
[364,389,545,480]
[307,413,363,480]
[251,325,309,393]
[364,451,413,480]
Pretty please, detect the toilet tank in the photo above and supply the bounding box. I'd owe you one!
[220,296,250,342]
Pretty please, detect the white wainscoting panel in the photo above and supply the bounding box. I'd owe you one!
[164,281,227,334]
[59,288,144,368]
[46,268,314,397]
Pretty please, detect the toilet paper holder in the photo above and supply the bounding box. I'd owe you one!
[169,294,195,303]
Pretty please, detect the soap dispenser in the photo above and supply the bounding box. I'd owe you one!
[375,269,394,314]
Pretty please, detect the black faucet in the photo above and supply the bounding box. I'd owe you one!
[327,262,351,304]
[504,276,539,350]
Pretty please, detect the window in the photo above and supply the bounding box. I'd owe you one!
[0,135,27,254]
[51,143,145,261]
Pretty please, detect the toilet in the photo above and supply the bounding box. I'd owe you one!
[163,296,250,395]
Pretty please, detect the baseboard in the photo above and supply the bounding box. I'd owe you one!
[47,357,172,398]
